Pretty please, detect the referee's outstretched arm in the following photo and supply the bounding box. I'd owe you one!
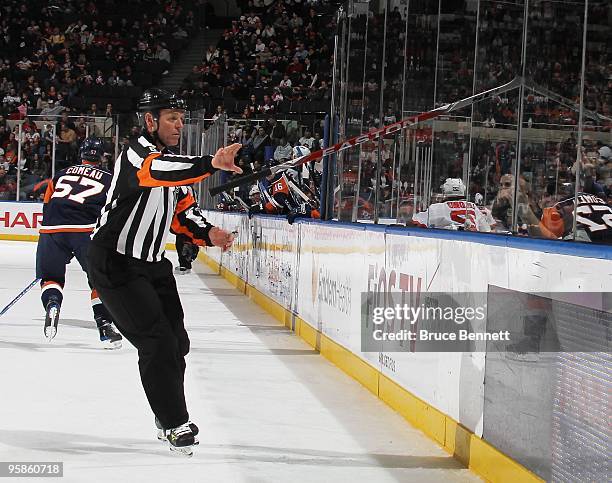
[124,138,242,187]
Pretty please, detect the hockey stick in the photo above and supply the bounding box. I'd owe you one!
[0,278,40,318]
[210,77,522,196]
[524,78,612,125]
[220,192,250,212]
[234,193,251,212]
[287,179,318,207]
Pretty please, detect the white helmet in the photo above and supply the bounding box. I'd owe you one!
[249,185,259,196]
[474,193,484,205]
[441,178,466,197]
[292,145,310,159]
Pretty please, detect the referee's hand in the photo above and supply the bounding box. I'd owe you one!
[209,227,235,251]
[211,143,243,174]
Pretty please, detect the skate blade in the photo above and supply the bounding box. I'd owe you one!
[44,307,59,341]
[169,444,194,457]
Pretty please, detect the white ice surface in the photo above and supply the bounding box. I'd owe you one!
[0,240,480,483]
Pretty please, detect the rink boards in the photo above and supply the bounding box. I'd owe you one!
[2,201,610,482]
[197,210,611,483]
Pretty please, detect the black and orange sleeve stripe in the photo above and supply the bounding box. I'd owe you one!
[170,189,214,246]
[136,152,218,188]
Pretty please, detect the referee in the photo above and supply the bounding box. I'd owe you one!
[88,88,242,455]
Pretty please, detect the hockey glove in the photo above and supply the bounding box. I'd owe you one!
[181,241,200,263]
[287,203,310,225]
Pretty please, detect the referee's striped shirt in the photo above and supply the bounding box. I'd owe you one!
[92,134,218,262]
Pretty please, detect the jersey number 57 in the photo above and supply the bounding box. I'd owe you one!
[51,175,105,204]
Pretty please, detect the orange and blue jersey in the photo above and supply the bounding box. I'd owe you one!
[40,163,112,234]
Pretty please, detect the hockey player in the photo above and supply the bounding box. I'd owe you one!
[267,146,321,223]
[174,234,199,275]
[536,190,612,244]
[174,186,200,275]
[87,89,242,456]
[36,137,122,348]
[174,234,197,275]
[412,178,491,232]
[264,166,302,215]
[248,184,261,206]
[246,183,267,217]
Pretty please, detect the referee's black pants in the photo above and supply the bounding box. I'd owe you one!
[88,243,190,430]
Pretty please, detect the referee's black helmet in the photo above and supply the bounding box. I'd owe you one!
[137,89,186,112]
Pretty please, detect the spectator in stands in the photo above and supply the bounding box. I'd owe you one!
[155,43,171,74]
[279,74,292,89]
[55,121,77,168]
[212,105,227,122]
[252,126,270,162]
[298,129,315,150]
[258,95,275,116]
[286,57,304,76]
[87,103,99,119]
[248,94,258,114]
[491,174,540,231]
[269,118,286,145]
[40,100,63,119]
[273,137,292,163]
[107,70,124,87]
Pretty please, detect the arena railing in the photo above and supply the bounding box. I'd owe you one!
[4,114,124,202]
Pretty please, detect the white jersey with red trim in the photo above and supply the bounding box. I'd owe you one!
[412,200,492,232]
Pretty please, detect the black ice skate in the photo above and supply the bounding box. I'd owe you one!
[44,300,60,341]
[97,320,122,349]
[155,417,199,442]
[164,422,199,457]
[174,266,191,275]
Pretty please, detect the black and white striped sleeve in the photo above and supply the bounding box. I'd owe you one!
[127,136,218,187]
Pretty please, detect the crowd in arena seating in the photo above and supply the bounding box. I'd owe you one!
[179,0,335,119]
[0,0,203,121]
[0,0,207,198]
[0,0,610,244]
[343,1,611,131]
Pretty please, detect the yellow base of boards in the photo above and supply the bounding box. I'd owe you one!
[197,250,544,483]
[0,234,39,242]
